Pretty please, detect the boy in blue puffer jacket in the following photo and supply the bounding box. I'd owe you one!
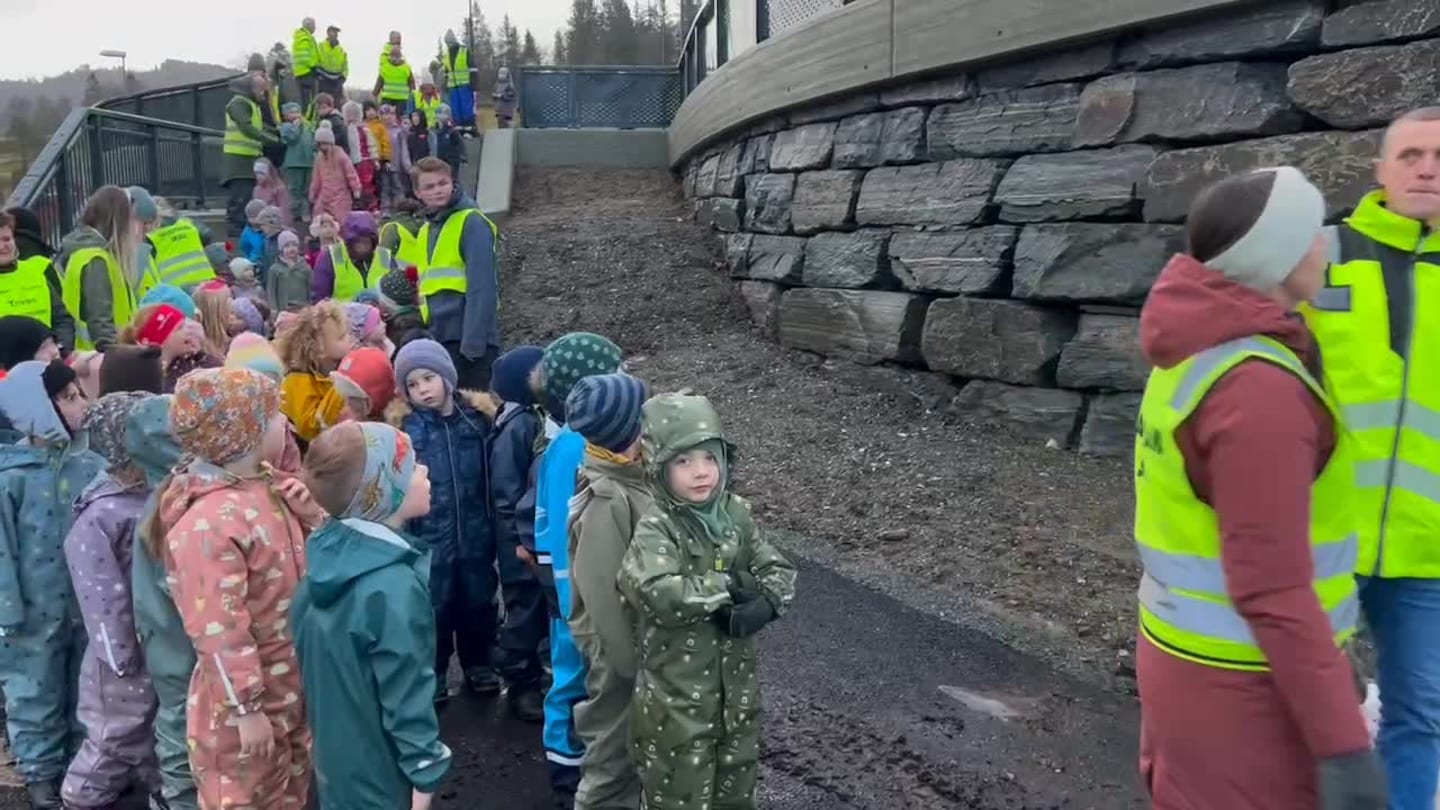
[531,332,624,800]
[385,339,500,701]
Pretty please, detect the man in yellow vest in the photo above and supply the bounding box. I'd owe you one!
[412,156,499,387]
[441,30,478,129]
[292,17,319,109]
[1301,106,1440,810]
[0,211,73,353]
[316,25,348,101]
[223,72,280,237]
[374,47,416,114]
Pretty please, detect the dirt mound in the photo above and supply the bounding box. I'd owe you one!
[500,167,1138,687]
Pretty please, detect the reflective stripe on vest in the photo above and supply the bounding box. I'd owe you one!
[1299,191,1440,579]
[416,208,500,322]
[224,97,264,158]
[414,92,443,124]
[0,257,55,326]
[379,62,412,101]
[445,48,470,88]
[147,220,215,291]
[61,248,136,350]
[330,244,383,302]
[1134,335,1360,671]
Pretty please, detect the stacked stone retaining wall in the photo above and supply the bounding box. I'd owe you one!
[680,0,1427,456]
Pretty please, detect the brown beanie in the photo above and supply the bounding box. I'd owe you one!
[100,345,165,396]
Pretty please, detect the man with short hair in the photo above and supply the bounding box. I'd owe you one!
[411,156,499,388]
[222,72,280,237]
[381,31,402,69]
[316,25,348,101]
[292,17,319,108]
[0,212,73,352]
[1301,106,1440,810]
[373,46,416,113]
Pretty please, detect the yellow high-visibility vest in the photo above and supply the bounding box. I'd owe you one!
[1134,335,1359,671]
[329,244,385,302]
[0,256,55,325]
[378,61,413,102]
[62,248,136,351]
[224,96,263,158]
[416,208,498,322]
[293,28,319,76]
[318,41,348,76]
[444,47,470,89]
[144,219,214,294]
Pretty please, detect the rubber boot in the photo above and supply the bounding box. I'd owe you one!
[465,666,501,695]
[509,687,545,723]
[27,780,62,810]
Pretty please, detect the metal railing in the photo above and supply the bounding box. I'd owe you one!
[678,0,845,96]
[5,108,224,249]
[97,73,242,129]
[518,66,683,129]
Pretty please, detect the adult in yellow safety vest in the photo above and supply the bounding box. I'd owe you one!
[292,17,320,108]
[441,30,478,128]
[223,72,280,238]
[143,217,215,296]
[380,31,401,70]
[374,47,416,111]
[1134,167,1385,810]
[316,26,349,101]
[1299,107,1440,810]
[58,186,142,352]
[0,210,73,351]
[414,83,444,127]
[412,156,498,388]
[316,212,390,302]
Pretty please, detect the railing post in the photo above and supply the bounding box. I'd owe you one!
[192,87,202,127]
[756,0,769,42]
[568,70,580,129]
[54,151,74,232]
[87,118,105,191]
[146,126,162,193]
[718,0,729,65]
[191,131,206,207]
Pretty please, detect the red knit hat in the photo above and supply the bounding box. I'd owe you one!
[134,304,186,347]
[330,347,396,418]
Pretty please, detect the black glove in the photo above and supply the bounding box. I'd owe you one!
[1319,750,1387,810]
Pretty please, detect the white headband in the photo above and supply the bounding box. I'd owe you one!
[1207,166,1324,292]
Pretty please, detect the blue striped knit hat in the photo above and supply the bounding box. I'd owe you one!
[565,373,648,453]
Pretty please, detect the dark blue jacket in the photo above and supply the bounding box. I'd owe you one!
[386,390,496,597]
[490,403,541,563]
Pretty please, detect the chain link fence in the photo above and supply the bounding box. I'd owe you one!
[518,67,683,129]
[761,0,845,39]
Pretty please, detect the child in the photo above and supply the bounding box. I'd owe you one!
[488,346,549,722]
[239,199,267,266]
[0,361,105,809]
[378,265,425,349]
[61,392,164,810]
[192,281,236,358]
[345,101,380,210]
[407,109,433,165]
[151,367,314,809]
[385,339,499,701]
[331,346,396,422]
[307,212,341,270]
[98,344,164,396]
[433,107,465,181]
[226,334,302,475]
[380,105,412,212]
[276,300,354,442]
[343,302,389,351]
[252,160,292,231]
[139,283,199,320]
[617,393,797,810]
[0,315,60,376]
[531,332,624,798]
[125,395,198,810]
[380,197,427,271]
[118,304,218,393]
[364,103,393,205]
[205,243,232,283]
[259,206,286,270]
[229,257,268,306]
[564,373,651,809]
[232,297,267,338]
[279,102,315,225]
[293,421,452,810]
[268,230,313,313]
[310,125,360,226]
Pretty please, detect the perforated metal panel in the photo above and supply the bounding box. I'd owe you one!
[763,0,843,37]
[519,67,681,129]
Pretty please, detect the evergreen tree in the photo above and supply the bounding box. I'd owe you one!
[600,0,638,64]
[565,0,603,65]
[521,31,543,66]
[552,29,567,64]
[82,71,105,106]
[464,1,500,93]
[497,14,522,70]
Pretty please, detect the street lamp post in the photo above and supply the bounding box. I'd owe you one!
[99,49,127,75]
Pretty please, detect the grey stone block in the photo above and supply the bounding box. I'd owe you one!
[714,142,745,197]
[879,107,928,165]
[889,228,1017,296]
[1012,224,1186,304]
[769,123,838,172]
[948,381,1084,445]
[1076,62,1303,147]
[833,113,885,169]
[789,93,881,126]
[922,297,1078,385]
[726,233,753,278]
[976,40,1116,91]
[1142,130,1384,222]
[683,161,698,198]
[791,170,864,235]
[856,160,1004,227]
[695,152,720,197]
[744,173,796,234]
[1119,0,1324,68]
[738,134,774,175]
[879,73,974,107]
[1079,393,1143,458]
[995,145,1158,223]
[928,84,1082,159]
[778,289,927,365]
[705,198,744,232]
[746,235,806,284]
[1288,39,1440,128]
[739,280,784,338]
[803,230,892,289]
[1056,314,1148,391]
[1322,0,1440,47]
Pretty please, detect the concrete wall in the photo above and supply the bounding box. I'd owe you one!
[680,0,1422,456]
[516,129,671,169]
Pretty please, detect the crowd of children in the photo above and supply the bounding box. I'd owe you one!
[0,160,798,810]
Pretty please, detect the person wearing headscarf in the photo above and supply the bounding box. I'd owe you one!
[441,29,478,129]
[617,393,796,810]
[61,393,164,809]
[151,367,314,810]
[0,361,106,809]
[293,421,452,809]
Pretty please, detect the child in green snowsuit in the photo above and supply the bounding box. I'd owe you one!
[279,102,315,225]
[617,394,797,810]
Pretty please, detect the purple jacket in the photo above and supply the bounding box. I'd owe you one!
[64,475,149,677]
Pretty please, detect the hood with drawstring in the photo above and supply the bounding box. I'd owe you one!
[641,393,737,539]
[0,360,69,442]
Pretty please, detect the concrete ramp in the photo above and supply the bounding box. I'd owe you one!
[476,129,516,218]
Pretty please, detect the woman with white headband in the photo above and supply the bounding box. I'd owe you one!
[1132,167,1385,809]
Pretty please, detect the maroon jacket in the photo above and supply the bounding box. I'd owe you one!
[1136,255,1368,806]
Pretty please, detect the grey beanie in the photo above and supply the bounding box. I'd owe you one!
[259,206,284,229]
[315,125,336,145]
[1204,166,1325,292]
[244,199,267,221]
[394,339,458,399]
[278,229,300,250]
[565,373,648,453]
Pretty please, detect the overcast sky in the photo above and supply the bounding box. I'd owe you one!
[3,0,572,87]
